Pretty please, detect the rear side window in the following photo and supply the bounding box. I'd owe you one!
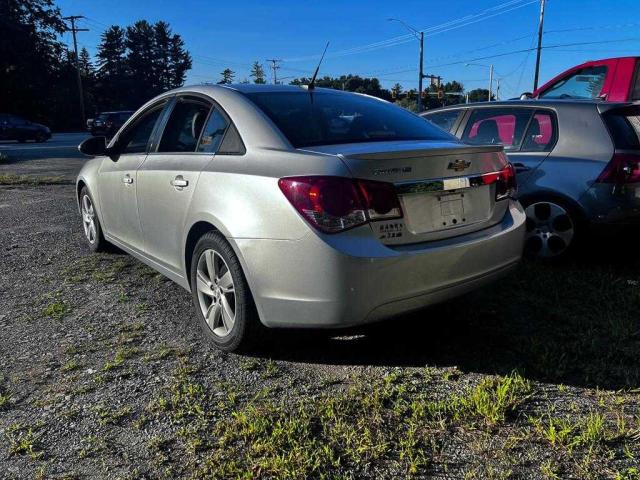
[603,107,640,150]
[539,66,607,100]
[197,108,229,153]
[424,110,462,133]
[631,62,640,102]
[159,99,211,153]
[521,111,557,152]
[462,108,534,150]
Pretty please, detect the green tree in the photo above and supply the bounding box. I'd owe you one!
[250,61,266,84]
[467,88,495,103]
[95,26,129,109]
[218,68,235,84]
[0,0,74,127]
[289,74,392,100]
[391,83,403,99]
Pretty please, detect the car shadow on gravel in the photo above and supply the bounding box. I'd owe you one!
[255,232,640,392]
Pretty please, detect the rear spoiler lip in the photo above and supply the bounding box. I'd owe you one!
[343,144,504,161]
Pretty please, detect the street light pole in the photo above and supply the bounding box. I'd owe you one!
[63,15,89,128]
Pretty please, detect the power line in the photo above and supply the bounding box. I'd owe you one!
[266,59,282,85]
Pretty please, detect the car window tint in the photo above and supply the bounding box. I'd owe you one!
[9,115,26,125]
[521,111,556,152]
[424,110,462,133]
[539,66,607,99]
[218,123,245,154]
[159,100,211,153]
[603,106,640,150]
[631,62,640,102]
[245,91,454,148]
[121,106,164,154]
[462,108,533,150]
[197,108,229,153]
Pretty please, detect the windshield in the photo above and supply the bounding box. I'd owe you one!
[245,91,455,148]
[539,66,607,100]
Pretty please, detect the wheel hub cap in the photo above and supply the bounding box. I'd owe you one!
[196,249,236,338]
[81,195,97,244]
[524,201,574,258]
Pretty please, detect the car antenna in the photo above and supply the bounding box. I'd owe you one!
[307,42,329,90]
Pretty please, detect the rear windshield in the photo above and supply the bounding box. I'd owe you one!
[245,91,454,148]
[603,107,640,150]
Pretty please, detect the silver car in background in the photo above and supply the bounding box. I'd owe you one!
[77,85,525,352]
[423,100,640,258]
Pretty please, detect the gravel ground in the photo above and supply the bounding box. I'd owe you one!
[1,184,639,479]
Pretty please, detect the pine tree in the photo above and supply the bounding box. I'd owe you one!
[391,83,403,99]
[78,47,94,78]
[218,68,235,85]
[250,61,266,84]
[167,31,191,89]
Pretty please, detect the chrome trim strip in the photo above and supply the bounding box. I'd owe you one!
[395,172,491,195]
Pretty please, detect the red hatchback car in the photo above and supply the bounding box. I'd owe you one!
[531,57,640,102]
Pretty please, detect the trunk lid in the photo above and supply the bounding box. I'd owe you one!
[302,140,511,245]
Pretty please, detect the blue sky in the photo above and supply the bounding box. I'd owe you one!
[57,0,640,99]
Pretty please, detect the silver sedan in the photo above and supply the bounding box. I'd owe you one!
[77,84,526,352]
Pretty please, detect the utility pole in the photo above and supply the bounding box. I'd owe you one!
[496,78,501,101]
[533,0,546,91]
[266,59,282,85]
[63,15,89,128]
[488,64,494,101]
[418,32,424,112]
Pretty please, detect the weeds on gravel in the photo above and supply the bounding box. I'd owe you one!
[6,424,42,460]
[94,404,133,426]
[61,358,80,372]
[78,435,106,458]
[0,389,11,410]
[102,346,141,372]
[42,300,69,319]
[0,174,71,185]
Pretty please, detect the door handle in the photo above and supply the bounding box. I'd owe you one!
[171,176,189,188]
[122,174,133,184]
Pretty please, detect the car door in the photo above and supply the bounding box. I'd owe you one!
[98,100,168,252]
[136,95,231,272]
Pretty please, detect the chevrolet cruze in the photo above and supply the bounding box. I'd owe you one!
[77,84,525,352]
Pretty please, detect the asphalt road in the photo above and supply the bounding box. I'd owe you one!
[0,133,91,179]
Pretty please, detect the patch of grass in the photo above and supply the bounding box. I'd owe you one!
[93,404,133,426]
[0,388,11,410]
[78,435,106,458]
[91,257,131,283]
[102,346,140,372]
[0,174,71,185]
[42,300,69,319]
[61,358,80,372]
[6,424,42,460]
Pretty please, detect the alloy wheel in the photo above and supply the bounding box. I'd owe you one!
[81,195,97,244]
[524,201,574,258]
[196,249,236,337]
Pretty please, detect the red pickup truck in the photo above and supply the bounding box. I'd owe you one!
[529,56,640,102]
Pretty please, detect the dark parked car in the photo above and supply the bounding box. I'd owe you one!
[90,111,133,137]
[0,114,51,143]
[422,100,640,258]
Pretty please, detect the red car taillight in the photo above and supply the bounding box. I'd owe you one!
[596,153,640,184]
[481,163,517,200]
[278,176,403,233]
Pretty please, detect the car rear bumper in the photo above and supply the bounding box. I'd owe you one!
[235,199,526,328]
[581,183,640,225]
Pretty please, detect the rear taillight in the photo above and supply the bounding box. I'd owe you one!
[278,176,403,233]
[596,153,640,184]
[480,163,517,200]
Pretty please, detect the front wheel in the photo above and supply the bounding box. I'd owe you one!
[190,232,262,352]
[523,199,580,259]
[79,187,108,252]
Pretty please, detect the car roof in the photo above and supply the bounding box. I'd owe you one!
[422,99,636,114]
[220,83,352,95]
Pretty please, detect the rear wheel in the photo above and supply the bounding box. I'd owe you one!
[523,199,580,259]
[190,232,262,352]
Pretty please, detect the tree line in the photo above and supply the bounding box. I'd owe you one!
[2,0,491,130]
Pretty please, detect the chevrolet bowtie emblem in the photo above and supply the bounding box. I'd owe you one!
[447,159,471,172]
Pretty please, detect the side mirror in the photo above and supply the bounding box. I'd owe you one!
[78,136,107,156]
[520,92,533,100]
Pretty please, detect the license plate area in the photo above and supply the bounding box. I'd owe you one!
[401,186,492,234]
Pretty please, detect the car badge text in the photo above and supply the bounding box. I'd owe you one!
[447,159,471,172]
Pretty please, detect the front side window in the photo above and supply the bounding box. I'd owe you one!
[120,104,165,154]
[9,115,27,125]
[539,66,608,99]
[245,91,454,148]
[462,108,534,150]
[158,99,211,153]
[197,108,229,153]
[424,110,462,133]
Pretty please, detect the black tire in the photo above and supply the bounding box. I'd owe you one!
[521,196,584,261]
[190,231,263,352]
[79,187,109,252]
